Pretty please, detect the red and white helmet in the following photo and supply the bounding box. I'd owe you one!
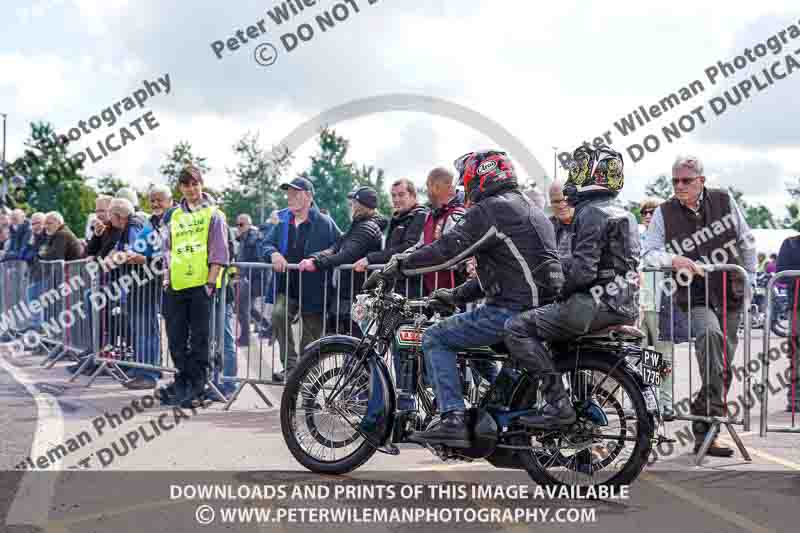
[453,150,518,203]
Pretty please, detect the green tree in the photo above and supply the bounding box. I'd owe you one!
[10,121,94,232]
[727,186,777,229]
[221,132,292,224]
[299,128,356,230]
[299,128,391,229]
[645,175,673,201]
[94,173,127,196]
[783,203,800,232]
[159,141,211,190]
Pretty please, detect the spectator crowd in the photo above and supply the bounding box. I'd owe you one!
[1,155,799,428]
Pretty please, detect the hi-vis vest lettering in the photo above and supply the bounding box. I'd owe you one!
[170,207,223,290]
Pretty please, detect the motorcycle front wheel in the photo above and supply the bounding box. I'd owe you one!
[280,346,377,474]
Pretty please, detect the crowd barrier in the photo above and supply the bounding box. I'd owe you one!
[220,262,440,410]
[759,270,800,436]
[5,255,781,463]
[641,264,752,465]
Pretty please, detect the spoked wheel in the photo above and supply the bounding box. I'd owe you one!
[512,354,653,488]
[280,348,377,474]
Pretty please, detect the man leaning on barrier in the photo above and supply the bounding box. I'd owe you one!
[106,197,162,390]
[159,165,230,408]
[262,177,340,383]
[642,155,757,458]
[354,178,428,297]
[300,186,387,337]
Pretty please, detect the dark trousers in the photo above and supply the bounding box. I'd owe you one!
[165,286,212,395]
[236,278,268,344]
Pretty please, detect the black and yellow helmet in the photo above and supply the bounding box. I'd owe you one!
[564,144,624,201]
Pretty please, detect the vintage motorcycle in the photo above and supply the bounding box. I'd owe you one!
[280,272,670,487]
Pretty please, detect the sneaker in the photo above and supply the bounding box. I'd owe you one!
[123,376,157,390]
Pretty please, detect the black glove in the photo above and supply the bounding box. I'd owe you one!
[382,253,408,280]
[430,288,461,307]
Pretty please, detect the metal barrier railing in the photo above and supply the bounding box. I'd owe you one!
[642,264,752,465]
[220,262,447,409]
[85,261,173,387]
[759,270,800,436]
[0,260,31,337]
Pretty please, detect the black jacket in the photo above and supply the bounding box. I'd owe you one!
[563,189,640,318]
[401,185,564,311]
[86,222,123,259]
[313,213,388,305]
[237,227,262,263]
[366,205,427,265]
[6,221,32,258]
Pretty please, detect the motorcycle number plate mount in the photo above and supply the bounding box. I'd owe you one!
[641,349,662,387]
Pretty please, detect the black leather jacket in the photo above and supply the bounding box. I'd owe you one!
[562,189,640,318]
[401,185,564,311]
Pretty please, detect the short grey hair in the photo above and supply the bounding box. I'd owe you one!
[237,213,252,224]
[672,155,704,178]
[109,198,134,218]
[148,184,172,198]
[30,212,45,223]
[45,212,64,225]
[116,187,139,208]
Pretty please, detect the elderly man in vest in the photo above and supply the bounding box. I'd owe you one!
[160,166,230,407]
[642,155,757,458]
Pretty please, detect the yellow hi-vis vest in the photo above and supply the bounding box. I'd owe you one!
[170,206,223,291]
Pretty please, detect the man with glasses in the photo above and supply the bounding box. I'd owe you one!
[235,213,270,347]
[548,179,574,261]
[642,155,756,457]
[86,195,122,260]
[262,177,340,382]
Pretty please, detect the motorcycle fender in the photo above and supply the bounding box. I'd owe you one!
[361,356,397,446]
[304,335,397,447]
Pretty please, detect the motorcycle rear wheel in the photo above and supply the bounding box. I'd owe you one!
[510,353,653,488]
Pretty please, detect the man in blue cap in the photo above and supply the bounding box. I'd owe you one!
[261,177,341,382]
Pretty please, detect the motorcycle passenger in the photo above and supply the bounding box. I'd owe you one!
[380,150,564,448]
[504,145,640,429]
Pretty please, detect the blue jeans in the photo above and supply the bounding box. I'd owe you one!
[212,301,238,395]
[421,305,514,414]
[27,281,43,328]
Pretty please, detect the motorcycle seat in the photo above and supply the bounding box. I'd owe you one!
[577,324,645,342]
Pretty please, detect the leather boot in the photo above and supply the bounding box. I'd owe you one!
[520,374,576,429]
[411,410,470,448]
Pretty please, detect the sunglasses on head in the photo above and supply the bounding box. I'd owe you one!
[672,176,698,186]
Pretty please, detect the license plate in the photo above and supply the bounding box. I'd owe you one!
[641,349,662,386]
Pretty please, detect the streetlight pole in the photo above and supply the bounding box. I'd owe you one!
[1,113,7,208]
[1,113,7,178]
[552,146,558,184]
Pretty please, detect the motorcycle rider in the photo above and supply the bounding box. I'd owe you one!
[379,150,565,447]
[504,145,640,428]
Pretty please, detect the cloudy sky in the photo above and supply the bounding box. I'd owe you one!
[2,0,799,216]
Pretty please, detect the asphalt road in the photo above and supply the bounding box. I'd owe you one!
[1,330,799,532]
